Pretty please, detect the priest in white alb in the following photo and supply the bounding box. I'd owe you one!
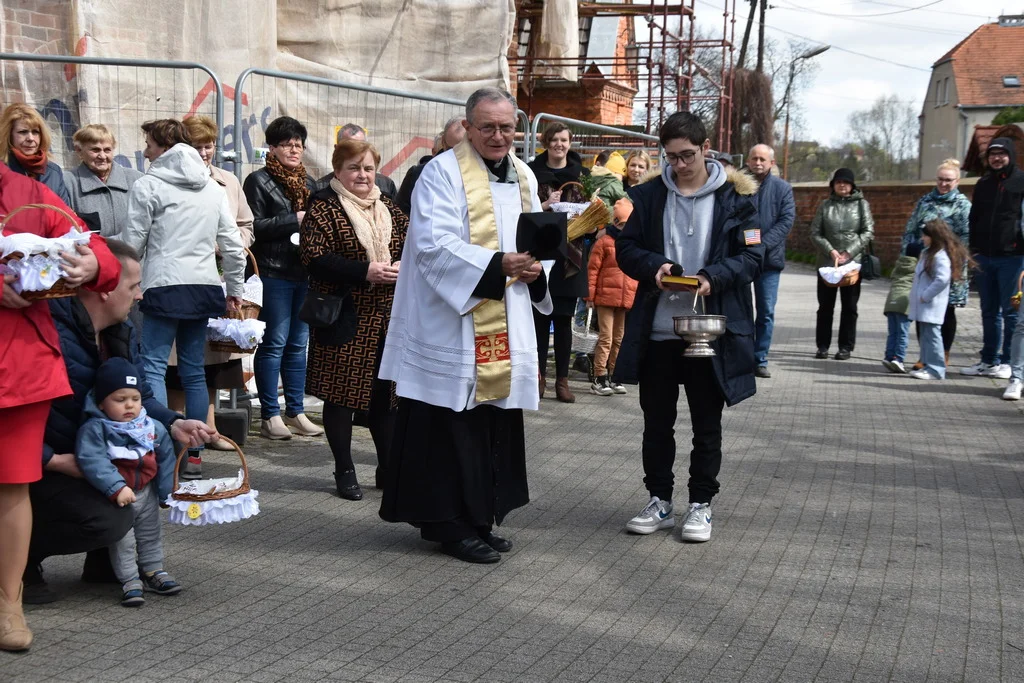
[379,88,552,564]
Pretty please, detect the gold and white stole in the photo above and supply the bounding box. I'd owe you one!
[453,139,532,402]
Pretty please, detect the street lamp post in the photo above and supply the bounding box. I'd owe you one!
[782,44,830,180]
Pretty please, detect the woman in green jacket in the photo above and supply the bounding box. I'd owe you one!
[810,168,875,360]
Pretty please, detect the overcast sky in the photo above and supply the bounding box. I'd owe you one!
[691,0,1008,146]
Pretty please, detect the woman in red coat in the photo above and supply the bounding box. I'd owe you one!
[0,161,120,651]
[586,200,639,397]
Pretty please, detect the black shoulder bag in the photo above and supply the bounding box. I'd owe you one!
[858,200,881,281]
[299,289,358,347]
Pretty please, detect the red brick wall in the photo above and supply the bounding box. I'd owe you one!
[2,1,69,55]
[787,178,978,268]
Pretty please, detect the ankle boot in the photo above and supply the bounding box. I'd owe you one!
[0,583,32,652]
[554,377,575,403]
[334,469,363,501]
[538,373,547,399]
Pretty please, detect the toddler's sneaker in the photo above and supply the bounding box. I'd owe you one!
[121,578,145,607]
[908,369,938,380]
[680,503,713,542]
[625,497,674,534]
[1003,379,1023,401]
[143,570,182,596]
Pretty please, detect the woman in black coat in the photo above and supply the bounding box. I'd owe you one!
[528,122,591,403]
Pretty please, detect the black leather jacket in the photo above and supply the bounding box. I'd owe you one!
[242,168,318,281]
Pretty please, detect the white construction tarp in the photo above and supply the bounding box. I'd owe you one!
[534,0,579,83]
[3,0,516,183]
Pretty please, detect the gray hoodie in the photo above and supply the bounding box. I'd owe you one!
[651,159,727,340]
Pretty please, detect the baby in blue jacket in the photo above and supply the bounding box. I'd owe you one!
[76,357,182,607]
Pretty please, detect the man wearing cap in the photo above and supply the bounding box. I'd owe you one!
[379,87,552,564]
[960,137,1024,379]
[745,144,795,378]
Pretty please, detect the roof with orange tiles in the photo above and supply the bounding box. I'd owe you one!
[933,21,1024,107]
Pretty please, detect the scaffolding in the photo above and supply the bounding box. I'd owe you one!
[511,1,736,150]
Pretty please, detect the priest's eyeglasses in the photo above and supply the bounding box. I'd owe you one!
[473,124,516,137]
[664,150,699,166]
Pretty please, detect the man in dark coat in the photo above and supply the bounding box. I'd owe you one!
[960,137,1024,378]
[395,117,466,215]
[318,123,397,200]
[613,111,763,544]
[745,144,795,378]
[25,240,215,603]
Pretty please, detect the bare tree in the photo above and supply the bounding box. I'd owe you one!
[847,94,919,180]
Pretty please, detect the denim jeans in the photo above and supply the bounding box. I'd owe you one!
[918,322,946,379]
[1010,309,1024,382]
[139,313,209,423]
[255,276,310,420]
[974,255,1024,365]
[885,312,911,362]
[754,270,782,366]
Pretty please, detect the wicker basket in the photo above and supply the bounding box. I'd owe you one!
[571,301,598,354]
[1,202,83,300]
[208,248,262,354]
[822,257,861,289]
[166,436,259,526]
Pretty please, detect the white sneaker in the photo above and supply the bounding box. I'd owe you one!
[625,497,674,535]
[908,369,938,380]
[891,360,907,374]
[1003,379,1023,401]
[611,382,627,395]
[680,503,712,542]
[961,361,993,376]
[984,364,1013,380]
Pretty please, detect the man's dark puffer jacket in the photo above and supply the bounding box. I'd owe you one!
[42,298,180,464]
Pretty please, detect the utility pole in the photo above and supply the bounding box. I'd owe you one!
[783,44,831,180]
[755,0,767,73]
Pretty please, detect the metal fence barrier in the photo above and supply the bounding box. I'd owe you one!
[528,112,661,165]
[0,53,225,171]
[231,68,532,186]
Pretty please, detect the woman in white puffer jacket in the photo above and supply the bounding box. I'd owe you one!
[123,119,245,477]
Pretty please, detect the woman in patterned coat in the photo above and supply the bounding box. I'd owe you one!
[901,158,972,363]
[300,139,407,501]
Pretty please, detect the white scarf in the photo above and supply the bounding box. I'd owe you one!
[329,177,393,264]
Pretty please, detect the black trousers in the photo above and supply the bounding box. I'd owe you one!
[28,471,134,562]
[323,379,395,479]
[534,309,572,378]
[816,278,861,352]
[638,340,726,504]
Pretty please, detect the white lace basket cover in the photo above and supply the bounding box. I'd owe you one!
[818,261,861,286]
[165,438,259,526]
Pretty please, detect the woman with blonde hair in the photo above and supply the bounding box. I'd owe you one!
[623,150,653,190]
[900,158,972,363]
[300,139,407,499]
[63,124,143,236]
[0,103,71,204]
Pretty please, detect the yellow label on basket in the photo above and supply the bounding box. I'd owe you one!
[187,503,202,520]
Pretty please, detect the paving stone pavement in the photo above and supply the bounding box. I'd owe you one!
[6,265,1023,683]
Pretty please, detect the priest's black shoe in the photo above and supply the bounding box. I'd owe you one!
[479,532,513,553]
[334,470,363,501]
[440,537,500,564]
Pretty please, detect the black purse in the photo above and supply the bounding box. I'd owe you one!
[857,200,881,281]
[299,289,357,346]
